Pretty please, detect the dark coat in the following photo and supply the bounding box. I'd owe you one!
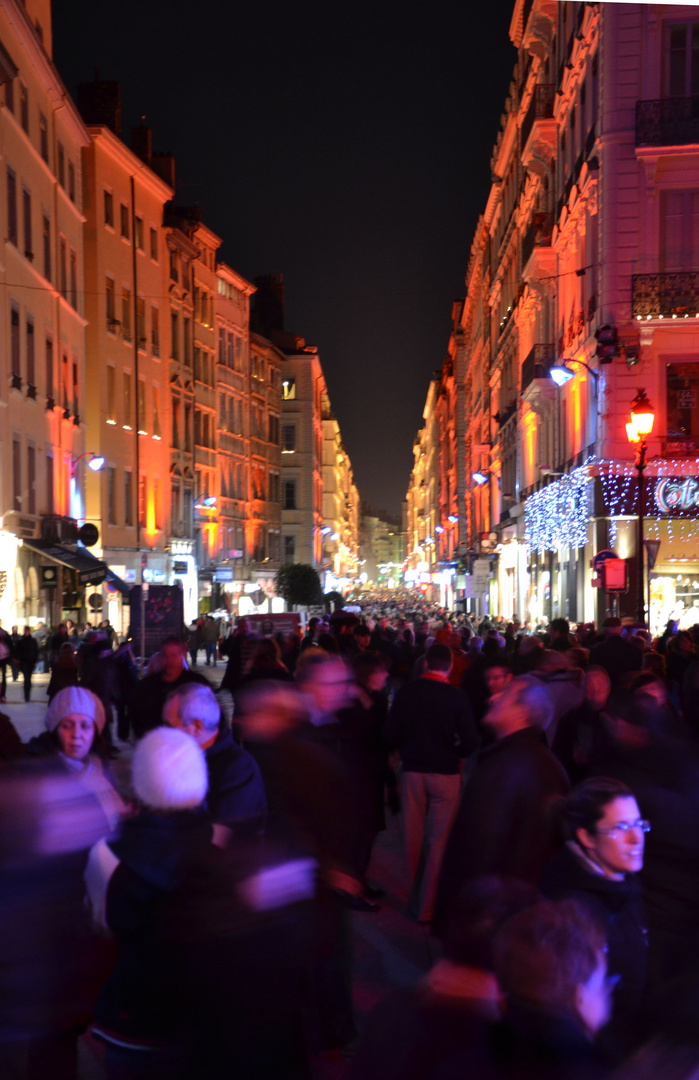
[129,668,210,738]
[435,726,569,934]
[204,726,266,837]
[384,676,479,774]
[15,634,38,667]
[541,844,647,1055]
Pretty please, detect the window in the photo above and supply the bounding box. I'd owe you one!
[72,359,78,419]
[123,372,132,429]
[283,480,296,510]
[151,307,160,356]
[107,366,116,423]
[7,167,17,246]
[46,453,54,514]
[183,318,191,364]
[284,535,295,561]
[169,249,178,282]
[19,82,28,133]
[667,361,699,440]
[124,471,133,526]
[19,192,31,269]
[666,21,699,97]
[45,336,54,401]
[39,113,48,162]
[120,203,129,239]
[70,249,77,309]
[26,318,35,388]
[42,215,50,281]
[153,388,161,439]
[10,306,20,379]
[660,189,699,271]
[27,444,35,515]
[5,78,13,113]
[282,377,296,400]
[138,380,146,433]
[218,328,226,365]
[150,227,158,261]
[122,287,132,341]
[137,297,146,346]
[184,404,192,451]
[13,439,21,511]
[269,415,280,444]
[170,312,179,359]
[135,216,144,250]
[172,395,180,448]
[68,161,75,203]
[61,353,69,411]
[104,190,114,227]
[57,142,65,187]
[107,467,117,525]
[106,277,115,329]
[59,237,67,298]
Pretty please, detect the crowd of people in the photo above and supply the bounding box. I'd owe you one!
[0,603,699,1078]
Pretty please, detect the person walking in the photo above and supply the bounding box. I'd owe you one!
[201,614,220,667]
[16,625,39,703]
[0,621,11,703]
[385,642,479,923]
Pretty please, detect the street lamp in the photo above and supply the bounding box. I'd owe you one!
[549,358,600,387]
[70,452,105,477]
[625,388,655,625]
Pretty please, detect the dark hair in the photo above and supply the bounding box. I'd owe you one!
[352,623,371,639]
[494,899,606,1012]
[558,777,634,842]
[425,642,452,673]
[295,647,344,684]
[250,637,282,668]
[442,877,539,970]
[352,650,389,684]
[161,635,186,648]
[551,618,570,637]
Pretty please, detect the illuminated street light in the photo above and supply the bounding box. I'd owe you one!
[626,388,655,625]
[472,472,488,485]
[70,452,105,477]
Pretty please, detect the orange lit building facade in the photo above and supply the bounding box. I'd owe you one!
[0,0,91,627]
[81,110,174,632]
[406,0,699,630]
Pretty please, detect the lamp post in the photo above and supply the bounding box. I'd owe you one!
[625,389,655,625]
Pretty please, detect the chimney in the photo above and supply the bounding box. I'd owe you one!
[130,124,152,166]
[151,152,175,190]
[77,79,122,135]
[252,274,285,334]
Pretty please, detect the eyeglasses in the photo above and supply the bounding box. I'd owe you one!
[596,820,651,839]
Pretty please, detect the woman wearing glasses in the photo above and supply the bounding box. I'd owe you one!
[542,777,650,1061]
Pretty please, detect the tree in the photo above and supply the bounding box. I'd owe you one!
[275,563,323,608]
[324,590,345,613]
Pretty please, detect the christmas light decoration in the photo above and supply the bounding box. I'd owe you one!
[525,461,594,554]
[598,458,699,547]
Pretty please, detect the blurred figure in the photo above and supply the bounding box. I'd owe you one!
[163,681,266,843]
[0,620,11,702]
[47,642,80,702]
[220,617,255,692]
[484,900,613,1079]
[385,643,479,923]
[0,767,120,1080]
[349,877,538,1080]
[16,627,38,703]
[435,677,569,936]
[129,636,210,739]
[590,619,642,688]
[201,614,220,667]
[554,667,611,784]
[542,778,649,1058]
[239,637,294,686]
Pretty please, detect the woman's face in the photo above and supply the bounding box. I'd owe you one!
[366,668,389,694]
[56,714,95,760]
[577,796,646,879]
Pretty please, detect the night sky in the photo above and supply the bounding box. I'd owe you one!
[53,0,517,516]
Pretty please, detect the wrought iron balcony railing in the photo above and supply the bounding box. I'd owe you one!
[636,96,699,147]
[632,271,699,319]
[521,84,556,149]
[521,344,556,394]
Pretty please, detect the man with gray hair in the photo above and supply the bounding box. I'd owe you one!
[434,676,569,935]
[164,682,266,842]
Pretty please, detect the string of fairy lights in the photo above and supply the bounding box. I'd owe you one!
[525,455,699,555]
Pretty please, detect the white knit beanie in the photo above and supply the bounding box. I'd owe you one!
[45,686,106,733]
[131,727,208,811]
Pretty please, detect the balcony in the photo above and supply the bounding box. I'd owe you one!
[662,436,699,456]
[521,344,555,393]
[522,211,554,278]
[636,97,699,148]
[521,85,556,176]
[632,271,699,319]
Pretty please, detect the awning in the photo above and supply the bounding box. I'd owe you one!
[74,546,131,598]
[21,539,108,586]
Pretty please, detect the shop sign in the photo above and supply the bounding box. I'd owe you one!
[214,568,233,582]
[173,561,188,574]
[655,477,699,514]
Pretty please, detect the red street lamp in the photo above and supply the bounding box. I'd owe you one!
[625,389,655,625]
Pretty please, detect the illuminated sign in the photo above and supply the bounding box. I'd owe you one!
[656,477,699,513]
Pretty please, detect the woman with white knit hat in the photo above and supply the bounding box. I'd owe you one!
[25,686,125,831]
